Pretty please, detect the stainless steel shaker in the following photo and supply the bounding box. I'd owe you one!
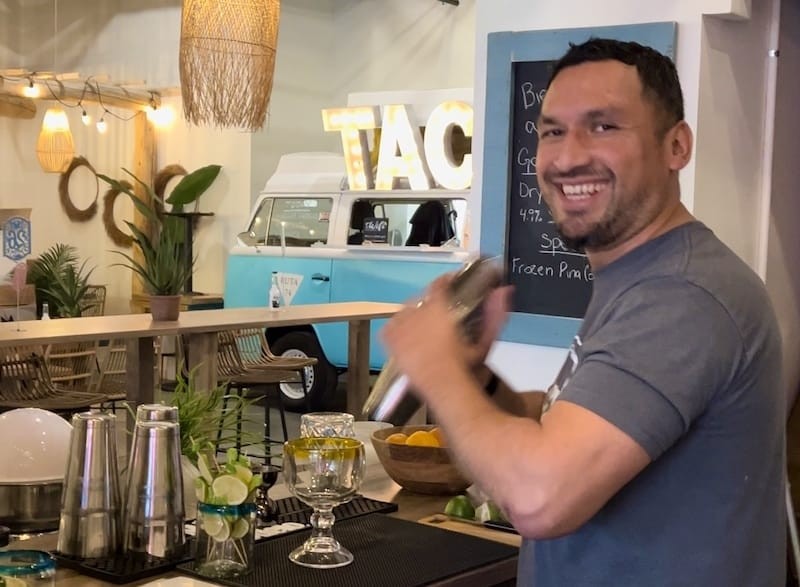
[135,403,178,423]
[362,256,504,424]
[122,421,185,558]
[57,412,122,558]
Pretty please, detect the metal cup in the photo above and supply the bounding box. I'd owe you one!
[135,403,178,423]
[57,412,122,558]
[122,421,185,558]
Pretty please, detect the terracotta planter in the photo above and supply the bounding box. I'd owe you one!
[150,295,181,321]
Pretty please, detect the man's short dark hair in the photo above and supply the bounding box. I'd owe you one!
[547,38,685,132]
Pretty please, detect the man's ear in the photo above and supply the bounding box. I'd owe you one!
[666,121,693,171]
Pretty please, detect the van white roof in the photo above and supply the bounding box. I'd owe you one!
[262,152,346,193]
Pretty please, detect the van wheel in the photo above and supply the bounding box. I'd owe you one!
[270,331,337,411]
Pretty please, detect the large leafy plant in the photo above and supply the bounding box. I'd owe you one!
[98,166,221,296]
[28,243,96,317]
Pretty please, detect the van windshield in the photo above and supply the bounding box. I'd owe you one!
[245,197,333,246]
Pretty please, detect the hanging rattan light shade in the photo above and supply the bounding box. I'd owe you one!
[179,0,280,131]
[36,107,75,173]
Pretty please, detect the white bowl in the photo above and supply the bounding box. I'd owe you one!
[0,408,73,482]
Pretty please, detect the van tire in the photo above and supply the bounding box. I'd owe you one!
[270,331,337,411]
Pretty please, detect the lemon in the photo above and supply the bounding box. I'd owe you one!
[444,495,475,520]
[211,474,249,506]
[406,430,439,447]
[230,517,250,539]
[386,432,408,445]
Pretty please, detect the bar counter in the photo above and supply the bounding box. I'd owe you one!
[8,457,519,586]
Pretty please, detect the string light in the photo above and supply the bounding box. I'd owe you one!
[96,116,107,134]
[80,108,91,126]
[22,78,39,98]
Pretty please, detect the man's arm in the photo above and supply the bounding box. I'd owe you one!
[475,364,545,420]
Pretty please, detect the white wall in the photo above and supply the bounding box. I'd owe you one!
[0,0,252,314]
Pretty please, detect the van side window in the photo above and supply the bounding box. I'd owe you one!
[348,198,466,247]
[267,198,333,247]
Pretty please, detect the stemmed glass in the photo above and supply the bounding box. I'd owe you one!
[283,437,365,568]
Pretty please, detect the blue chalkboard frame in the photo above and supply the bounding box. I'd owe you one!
[481,22,677,348]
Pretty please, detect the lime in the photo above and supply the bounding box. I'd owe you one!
[212,518,231,542]
[444,495,475,520]
[198,453,214,484]
[201,512,225,536]
[211,474,249,505]
[234,464,253,485]
[475,501,506,523]
[230,517,250,539]
[194,477,209,502]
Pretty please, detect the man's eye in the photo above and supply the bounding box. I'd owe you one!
[593,123,617,132]
[539,128,563,139]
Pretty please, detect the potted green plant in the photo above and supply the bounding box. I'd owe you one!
[98,166,220,321]
[166,367,262,519]
[28,243,96,318]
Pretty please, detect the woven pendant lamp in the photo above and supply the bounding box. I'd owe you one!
[36,107,75,173]
[179,0,280,131]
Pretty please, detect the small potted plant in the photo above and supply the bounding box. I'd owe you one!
[28,243,96,318]
[98,166,219,321]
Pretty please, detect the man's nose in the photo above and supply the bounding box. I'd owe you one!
[553,130,592,172]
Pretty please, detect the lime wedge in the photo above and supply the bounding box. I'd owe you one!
[234,464,253,485]
[194,477,209,502]
[211,474,249,506]
[212,518,231,542]
[230,517,250,539]
[198,453,214,484]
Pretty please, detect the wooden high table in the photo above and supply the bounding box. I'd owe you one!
[0,301,402,414]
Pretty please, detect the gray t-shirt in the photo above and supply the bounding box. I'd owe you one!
[519,222,785,586]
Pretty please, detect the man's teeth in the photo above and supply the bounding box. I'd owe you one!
[561,183,604,198]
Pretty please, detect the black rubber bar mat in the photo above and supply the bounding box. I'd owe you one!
[272,494,398,526]
[52,543,194,585]
[177,513,519,587]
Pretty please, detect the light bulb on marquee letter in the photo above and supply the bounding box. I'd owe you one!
[322,107,379,190]
[375,104,432,191]
[424,101,473,190]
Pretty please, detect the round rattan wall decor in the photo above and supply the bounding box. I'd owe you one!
[102,180,134,248]
[154,164,187,209]
[58,156,98,222]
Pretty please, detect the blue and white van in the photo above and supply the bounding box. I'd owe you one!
[224,153,471,409]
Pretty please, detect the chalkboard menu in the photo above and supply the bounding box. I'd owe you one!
[506,60,593,319]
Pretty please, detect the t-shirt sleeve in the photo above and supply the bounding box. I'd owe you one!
[559,278,743,460]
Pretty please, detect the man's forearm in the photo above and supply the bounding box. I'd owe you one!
[474,364,545,420]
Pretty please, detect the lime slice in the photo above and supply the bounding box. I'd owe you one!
[212,518,231,542]
[211,474,249,506]
[198,453,214,484]
[444,495,475,520]
[201,512,225,536]
[194,477,209,502]
[248,473,262,494]
[234,464,253,485]
[475,501,505,523]
[230,517,250,539]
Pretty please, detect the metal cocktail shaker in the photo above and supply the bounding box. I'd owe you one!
[362,256,504,425]
[57,412,122,558]
[122,421,185,558]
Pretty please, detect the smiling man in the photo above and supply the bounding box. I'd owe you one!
[382,39,786,586]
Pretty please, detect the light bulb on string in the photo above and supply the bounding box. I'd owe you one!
[96,116,107,134]
[23,79,39,98]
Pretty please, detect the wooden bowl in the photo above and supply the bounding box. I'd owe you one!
[371,425,471,495]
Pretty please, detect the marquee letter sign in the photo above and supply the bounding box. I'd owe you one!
[321,100,473,191]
